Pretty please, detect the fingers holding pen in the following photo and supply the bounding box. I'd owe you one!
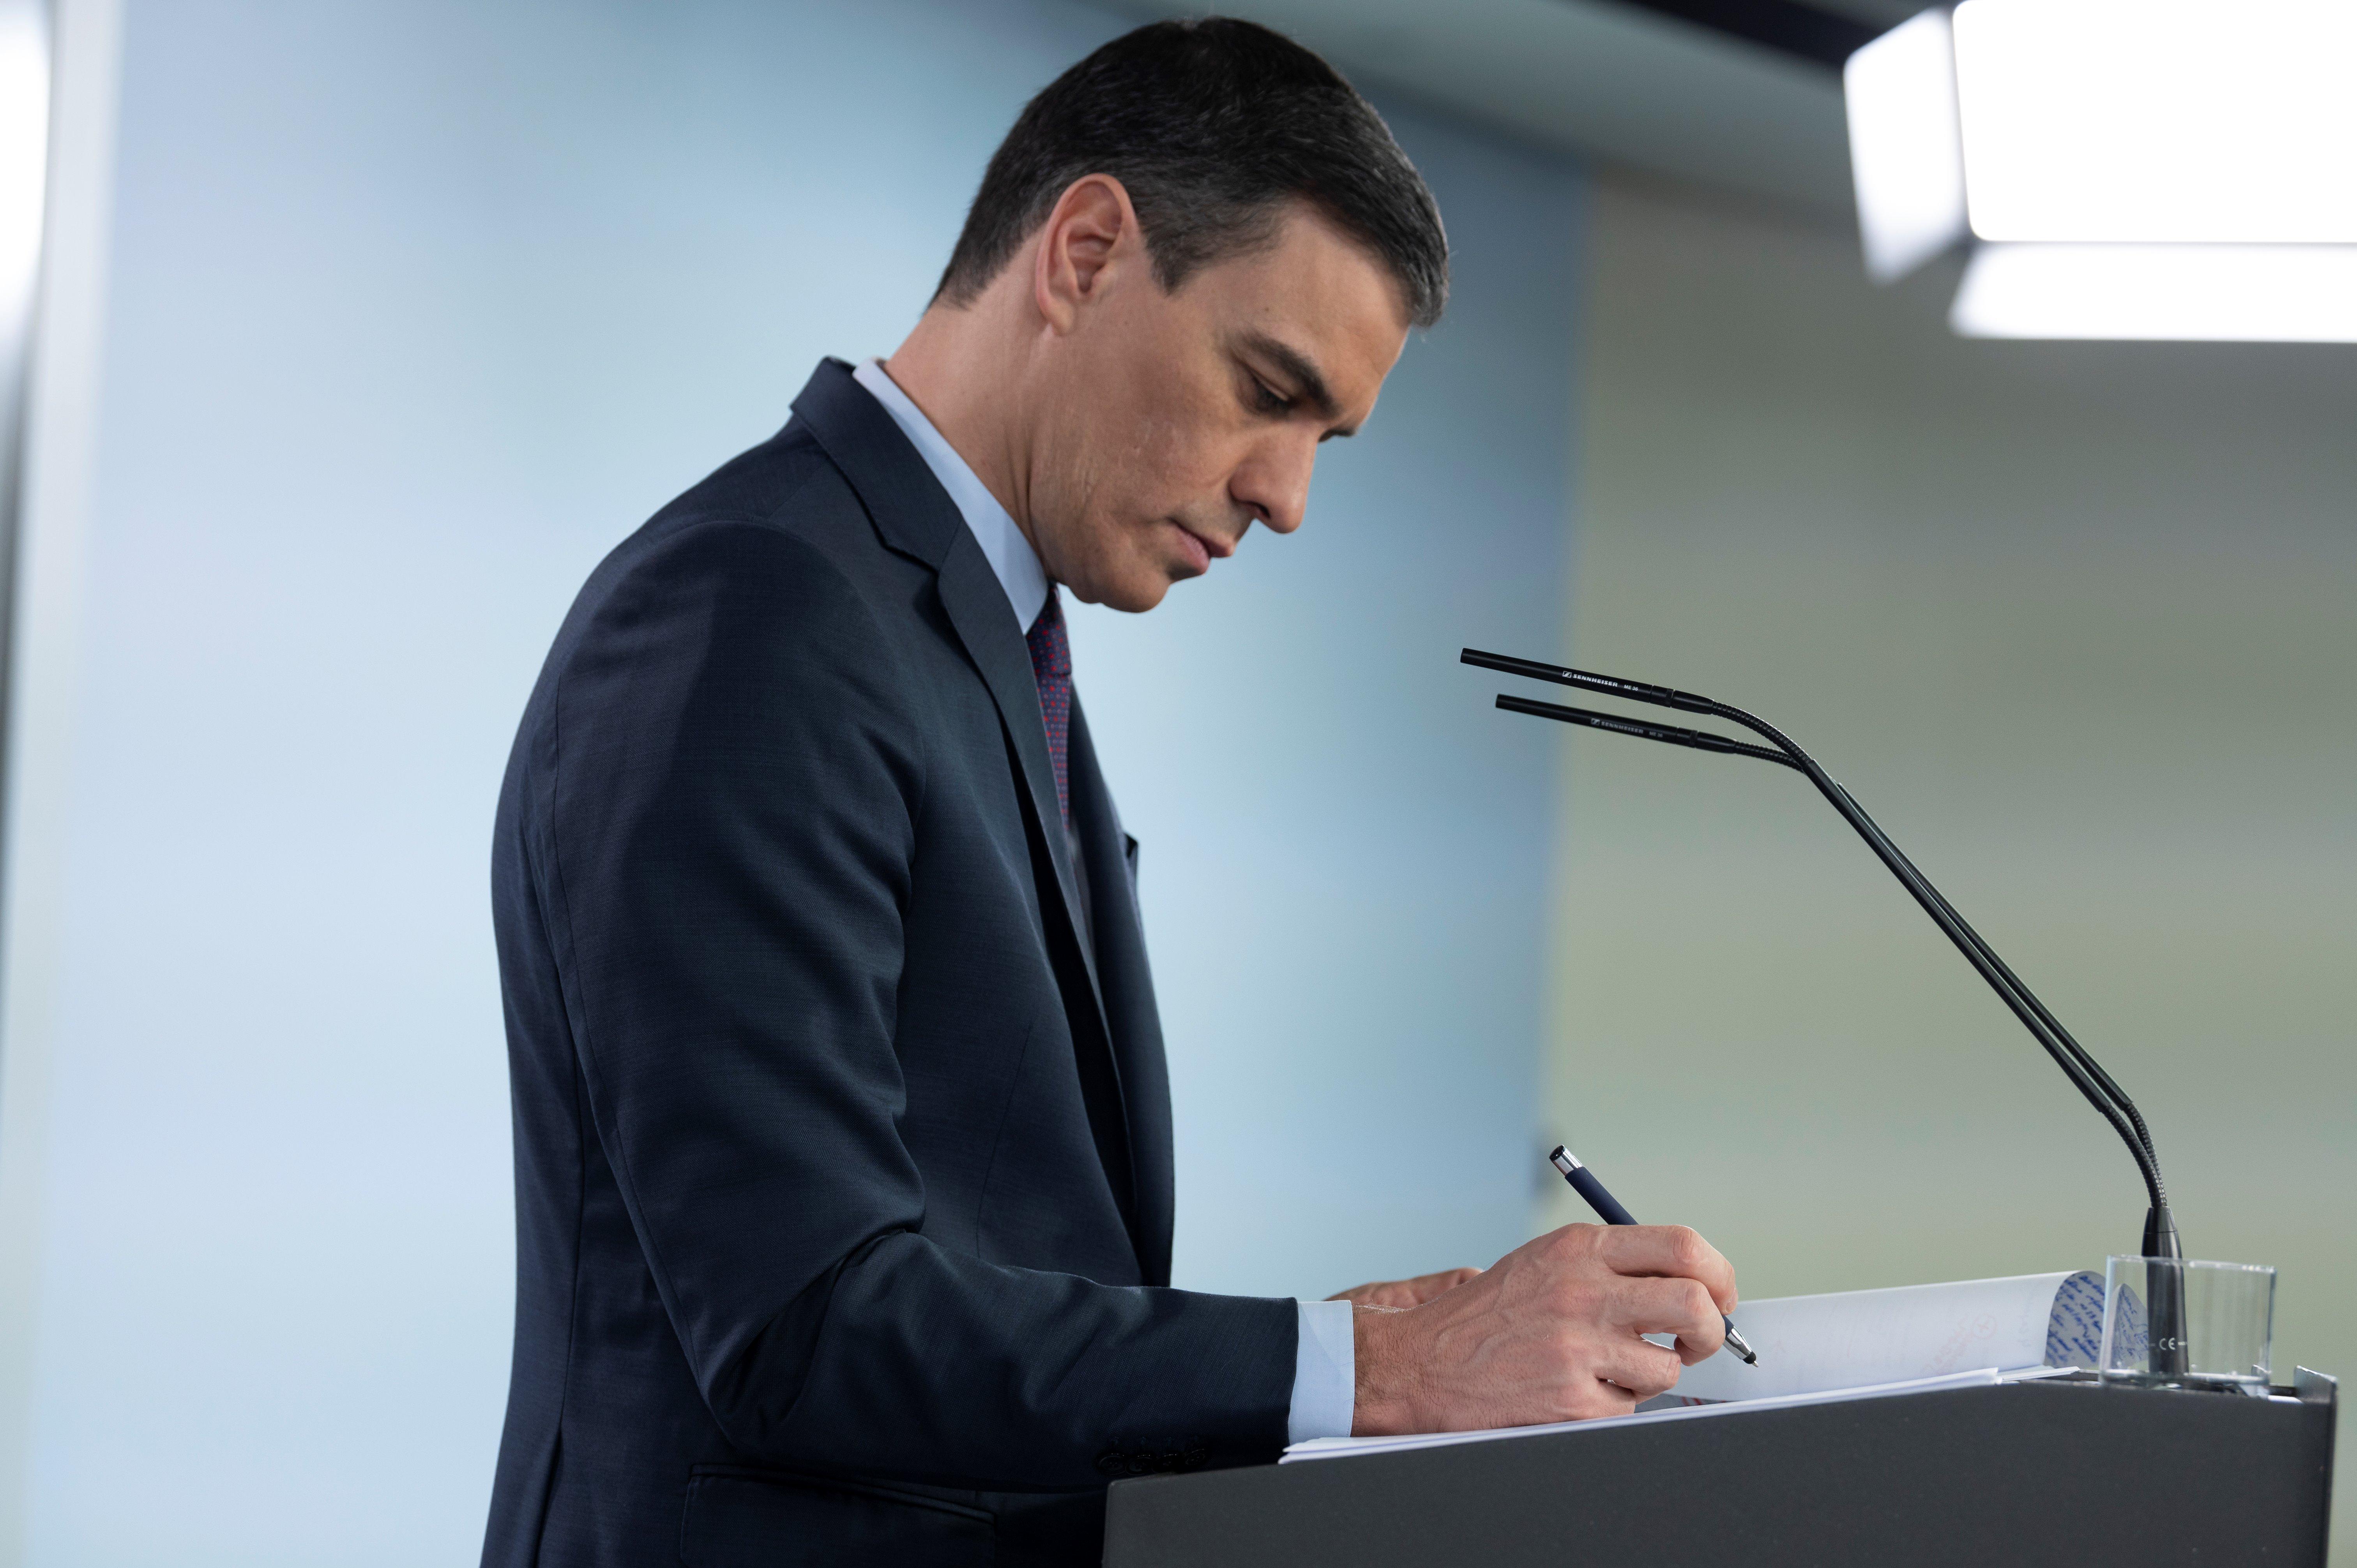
[1591,1333,1686,1402]
[1549,1153,1739,1326]
[1529,1236,1725,1369]
[1348,1210,1744,1435]
[1592,1222,1738,1316]
[1603,1273,1729,1365]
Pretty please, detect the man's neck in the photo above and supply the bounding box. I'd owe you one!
[880,307,1041,561]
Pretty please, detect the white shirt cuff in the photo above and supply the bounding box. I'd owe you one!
[1286,1298,1357,1443]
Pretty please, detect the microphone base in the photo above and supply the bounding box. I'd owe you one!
[2141,1204,2189,1379]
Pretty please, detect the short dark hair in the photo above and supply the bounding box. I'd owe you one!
[935,18,1448,329]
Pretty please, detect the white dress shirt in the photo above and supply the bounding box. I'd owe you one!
[850,357,1356,1445]
[852,358,1048,632]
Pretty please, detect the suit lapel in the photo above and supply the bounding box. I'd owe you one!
[929,539,1107,1017]
[789,360,1141,1247]
[1067,698,1174,1287]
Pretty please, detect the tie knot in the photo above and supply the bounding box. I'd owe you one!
[1026,590,1071,683]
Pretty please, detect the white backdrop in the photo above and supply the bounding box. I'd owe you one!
[0,1,1581,1561]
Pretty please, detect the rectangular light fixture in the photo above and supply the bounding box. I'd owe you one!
[1952,0,2357,245]
[1844,10,1968,284]
[0,0,51,309]
[1951,243,2357,342]
[1848,1,2357,341]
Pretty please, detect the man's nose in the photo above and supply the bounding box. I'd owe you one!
[1231,436,1316,536]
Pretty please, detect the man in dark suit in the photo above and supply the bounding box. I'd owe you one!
[482,19,1738,1567]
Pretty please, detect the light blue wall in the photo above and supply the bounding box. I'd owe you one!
[14,0,1579,1560]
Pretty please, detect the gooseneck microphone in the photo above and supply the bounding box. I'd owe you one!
[1466,647,2187,1376]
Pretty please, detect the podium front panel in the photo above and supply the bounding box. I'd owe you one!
[1104,1379,2335,1567]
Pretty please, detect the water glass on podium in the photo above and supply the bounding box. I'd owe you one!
[2100,1256,2276,1393]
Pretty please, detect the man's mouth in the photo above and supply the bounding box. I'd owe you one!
[1173,522,1234,572]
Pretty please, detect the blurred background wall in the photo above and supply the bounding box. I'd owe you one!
[1538,174,2356,1530]
[0,0,1578,1561]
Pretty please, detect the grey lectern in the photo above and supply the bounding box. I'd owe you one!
[1103,1373,2337,1567]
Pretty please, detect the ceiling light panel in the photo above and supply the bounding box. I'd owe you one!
[1950,242,2357,341]
[1845,9,1968,283]
[1952,0,2357,244]
[0,1,51,309]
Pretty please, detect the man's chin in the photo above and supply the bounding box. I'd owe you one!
[1103,576,1176,614]
[1059,552,1187,614]
[1073,567,1177,615]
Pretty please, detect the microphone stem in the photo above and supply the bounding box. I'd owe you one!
[1466,650,2175,1229]
[1733,710,2171,1217]
[1825,781,2158,1173]
[1480,651,2178,1264]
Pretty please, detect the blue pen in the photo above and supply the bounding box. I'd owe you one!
[1550,1145,1758,1366]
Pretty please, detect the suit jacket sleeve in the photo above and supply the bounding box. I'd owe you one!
[526,513,1297,1488]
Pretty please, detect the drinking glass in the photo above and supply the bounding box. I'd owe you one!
[2100,1255,2275,1393]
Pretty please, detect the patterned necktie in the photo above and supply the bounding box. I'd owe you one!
[1025,588,1072,828]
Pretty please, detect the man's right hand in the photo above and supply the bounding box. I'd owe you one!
[1350,1224,1737,1435]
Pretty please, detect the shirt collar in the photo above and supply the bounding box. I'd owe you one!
[853,357,1050,632]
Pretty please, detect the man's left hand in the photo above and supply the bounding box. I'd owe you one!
[1326,1268,1481,1308]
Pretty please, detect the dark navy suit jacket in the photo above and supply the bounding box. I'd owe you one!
[481,360,1297,1568]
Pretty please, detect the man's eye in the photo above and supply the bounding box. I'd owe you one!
[1251,378,1292,414]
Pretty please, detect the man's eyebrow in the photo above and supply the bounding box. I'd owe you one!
[1238,331,1344,425]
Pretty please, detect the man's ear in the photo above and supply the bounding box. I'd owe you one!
[1033,174,1143,334]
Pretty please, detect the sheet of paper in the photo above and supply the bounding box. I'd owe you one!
[1281,1367,2069,1464]
[1669,1270,2102,1402]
